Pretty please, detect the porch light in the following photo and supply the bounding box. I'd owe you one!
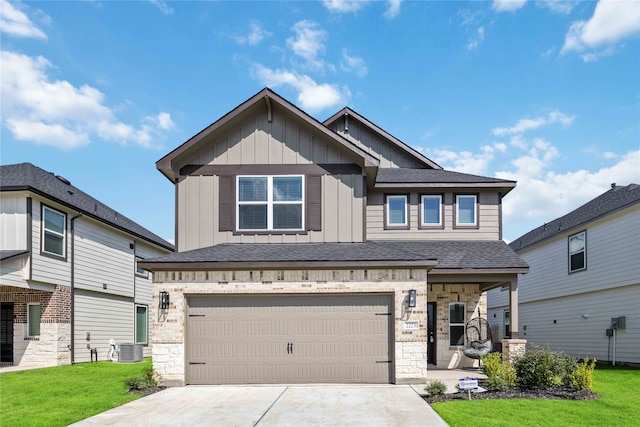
[408,289,416,308]
[159,291,170,309]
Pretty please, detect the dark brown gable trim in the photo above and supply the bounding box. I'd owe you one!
[307,175,321,231]
[218,176,235,232]
[181,163,361,177]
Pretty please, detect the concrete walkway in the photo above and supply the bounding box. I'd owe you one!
[69,385,448,427]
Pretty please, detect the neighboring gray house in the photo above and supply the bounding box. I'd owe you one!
[488,184,640,365]
[0,163,173,367]
[141,88,528,386]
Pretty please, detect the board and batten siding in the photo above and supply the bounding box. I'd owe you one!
[328,119,424,169]
[366,191,500,240]
[1,193,28,250]
[74,289,152,362]
[177,174,364,251]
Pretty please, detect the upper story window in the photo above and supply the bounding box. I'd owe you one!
[420,195,443,228]
[568,230,586,273]
[135,256,149,278]
[237,175,304,231]
[455,195,477,227]
[385,194,408,229]
[42,205,66,257]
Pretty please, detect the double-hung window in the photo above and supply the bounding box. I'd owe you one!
[385,194,408,228]
[455,195,477,227]
[449,303,465,346]
[568,231,586,273]
[135,256,149,278]
[135,305,148,345]
[237,175,304,231]
[421,195,442,227]
[27,303,41,337]
[42,206,66,257]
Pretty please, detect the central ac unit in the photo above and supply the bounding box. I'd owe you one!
[118,343,143,362]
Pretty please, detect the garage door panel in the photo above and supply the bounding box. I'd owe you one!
[187,294,392,384]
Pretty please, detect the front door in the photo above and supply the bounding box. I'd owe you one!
[0,303,14,365]
[427,302,436,365]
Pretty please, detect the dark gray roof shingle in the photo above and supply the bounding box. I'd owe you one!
[0,250,30,261]
[510,184,640,251]
[143,240,527,270]
[1,163,173,251]
[376,168,516,185]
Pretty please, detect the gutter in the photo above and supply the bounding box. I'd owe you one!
[70,212,83,364]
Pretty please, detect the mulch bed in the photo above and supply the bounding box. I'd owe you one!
[127,386,167,395]
[423,384,598,404]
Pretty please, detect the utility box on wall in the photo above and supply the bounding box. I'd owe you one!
[611,316,626,329]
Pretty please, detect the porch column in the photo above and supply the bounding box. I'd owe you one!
[503,276,526,363]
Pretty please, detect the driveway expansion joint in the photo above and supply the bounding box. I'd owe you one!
[253,386,289,427]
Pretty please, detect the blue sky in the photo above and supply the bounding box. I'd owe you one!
[1,0,639,244]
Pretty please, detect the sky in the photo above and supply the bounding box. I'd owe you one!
[1,0,639,245]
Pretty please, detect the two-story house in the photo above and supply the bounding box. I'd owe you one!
[0,163,174,367]
[141,88,528,386]
[488,183,640,365]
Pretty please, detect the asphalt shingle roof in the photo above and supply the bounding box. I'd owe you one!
[143,240,527,270]
[0,250,30,262]
[510,183,640,251]
[376,168,516,185]
[0,163,174,251]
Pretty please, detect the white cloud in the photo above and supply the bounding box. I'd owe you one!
[286,20,327,71]
[253,63,346,112]
[149,0,174,15]
[235,20,271,46]
[384,0,402,19]
[0,50,174,150]
[322,0,368,13]
[467,26,485,50]
[539,0,575,14]
[340,49,368,77]
[0,0,47,39]
[492,0,527,12]
[425,144,498,175]
[492,110,575,136]
[561,0,640,60]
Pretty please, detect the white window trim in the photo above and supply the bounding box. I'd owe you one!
[568,230,587,273]
[386,194,408,227]
[455,195,477,226]
[236,175,305,231]
[449,302,466,347]
[134,304,148,345]
[27,303,41,337]
[420,195,442,226]
[42,205,66,257]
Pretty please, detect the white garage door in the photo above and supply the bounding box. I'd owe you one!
[186,293,393,384]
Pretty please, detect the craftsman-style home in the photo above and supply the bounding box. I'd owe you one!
[141,88,528,385]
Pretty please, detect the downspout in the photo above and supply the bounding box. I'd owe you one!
[70,212,83,364]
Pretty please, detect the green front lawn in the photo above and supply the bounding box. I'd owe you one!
[0,359,151,427]
[431,365,640,427]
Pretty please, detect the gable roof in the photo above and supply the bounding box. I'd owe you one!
[0,163,174,252]
[140,240,527,273]
[510,183,640,251]
[156,87,380,182]
[375,168,517,194]
[324,107,442,170]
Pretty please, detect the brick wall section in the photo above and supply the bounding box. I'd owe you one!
[0,285,71,323]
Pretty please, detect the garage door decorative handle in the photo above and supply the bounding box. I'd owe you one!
[287,342,293,354]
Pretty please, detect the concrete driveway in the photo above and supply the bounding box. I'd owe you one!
[69,385,448,427]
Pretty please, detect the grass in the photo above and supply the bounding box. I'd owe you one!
[431,365,640,427]
[0,359,152,427]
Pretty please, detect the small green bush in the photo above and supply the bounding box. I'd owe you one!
[514,347,578,389]
[570,357,597,391]
[425,380,447,396]
[484,376,509,391]
[481,352,516,386]
[124,366,161,390]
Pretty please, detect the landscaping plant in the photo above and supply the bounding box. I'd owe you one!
[425,380,447,396]
[124,365,161,391]
[514,346,578,389]
[570,357,597,391]
[481,352,516,387]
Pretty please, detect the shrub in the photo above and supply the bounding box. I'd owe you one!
[570,357,597,391]
[514,347,577,389]
[425,380,447,396]
[484,376,509,392]
[481,352,516,386]
[124,366,161,391]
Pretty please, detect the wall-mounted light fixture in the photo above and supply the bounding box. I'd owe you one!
[408,289,416,308]
[160,291,170,309]
[581,314,589,319]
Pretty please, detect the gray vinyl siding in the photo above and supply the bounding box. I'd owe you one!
[0,194,28,250]
[30,198,70,287]
[366,191,500,240]
[134,241,162,303]
[74,289,145,363]
[328,119,424,168]
[0,257,28,287]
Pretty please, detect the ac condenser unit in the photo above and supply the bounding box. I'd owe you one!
[118,343,143,362]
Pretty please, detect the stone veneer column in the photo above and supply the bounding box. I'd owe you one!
[501,339,527,363]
